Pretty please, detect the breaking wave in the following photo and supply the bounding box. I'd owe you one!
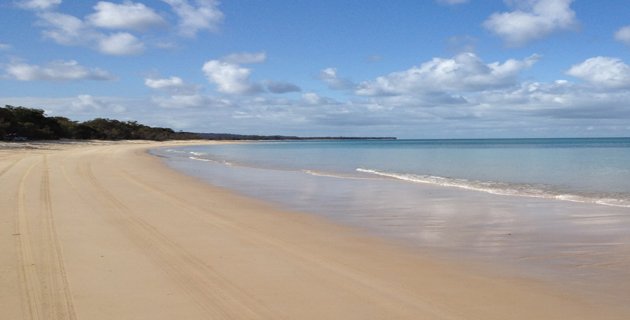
[356,168,630,208]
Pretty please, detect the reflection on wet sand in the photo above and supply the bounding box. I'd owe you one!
[160,153,630,309]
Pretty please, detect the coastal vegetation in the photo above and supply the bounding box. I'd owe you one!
[0,105,198,141]
[0,105,395,141]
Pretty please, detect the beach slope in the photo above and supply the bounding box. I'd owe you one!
[0,141,626,319]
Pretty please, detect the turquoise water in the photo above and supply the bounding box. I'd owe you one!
[158,138,630,207]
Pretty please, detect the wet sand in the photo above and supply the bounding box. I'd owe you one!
[0,141,628,319]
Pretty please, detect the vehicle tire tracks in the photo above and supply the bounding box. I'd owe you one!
[0,158,20,179]
[118,168,457,320]
[65,160,271,319]
[16,155,77,320]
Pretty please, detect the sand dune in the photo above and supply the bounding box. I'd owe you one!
[0,141,627,319]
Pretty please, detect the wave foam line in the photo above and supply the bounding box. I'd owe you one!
[356,168,630,208]
[189,156,232,166]
[302,170,376,180]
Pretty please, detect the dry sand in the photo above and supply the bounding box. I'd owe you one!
[0,140,627,319]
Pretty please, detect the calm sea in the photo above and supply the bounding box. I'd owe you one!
[157,138,630,207]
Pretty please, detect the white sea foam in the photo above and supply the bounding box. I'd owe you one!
[189,156,232,166]
[189,151,207,156]
[356,168,630,208]
[189,156,212,162]
[164,148,187,153]
[302,170,375,180]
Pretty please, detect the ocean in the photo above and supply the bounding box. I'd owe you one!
[157,138,630,207]
[152,138,630,301]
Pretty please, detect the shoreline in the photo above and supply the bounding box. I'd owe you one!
[157,141,630,305]
[1,141,628,319]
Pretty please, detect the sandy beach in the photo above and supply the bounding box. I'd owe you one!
[0,141,628,320]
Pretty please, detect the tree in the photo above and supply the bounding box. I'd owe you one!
[0,105,202,141]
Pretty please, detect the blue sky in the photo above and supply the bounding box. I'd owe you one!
[1,0,630,138]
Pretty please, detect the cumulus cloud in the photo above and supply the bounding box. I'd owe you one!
[221,52,267,64]
[356,52,539,96]
[202,60,262,95]
[5,60,114,81]
[97,32,145,55]
[145,76,184,89]
[615,26,630,46]
[16,0,61,10]
[163,0,224,37]
[87,1,166,32]
[152,94,208,108]
[566,56,630,89]
[36,12,145,56]
[24,0,222,55]
[302,92,325,105]
[202,52,299,95]
[151,94,235,109]
[483,0,577,46]
[71,94,126,113]
[145,76,199,94]
[474,79,630,122]
[37,12,92,46]
[264,81,301,94]
[319,67,355,90]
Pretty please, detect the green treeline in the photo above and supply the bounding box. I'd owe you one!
[0,105,199,141]
[1,105,397,141]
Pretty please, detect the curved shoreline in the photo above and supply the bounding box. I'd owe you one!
[1,141,627,319]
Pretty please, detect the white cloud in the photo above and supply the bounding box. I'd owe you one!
[319,67,355,90]
[87,1,166,32]
[71,94,125,113]
[436,0,469,5]
[615,26,630,46]
[145,76,184,89]
[300,93,337,106]
[0,43,11,51]
[566,56,630,89]
[483,0,577,47]
[16,0,61,10]
[356,52,539,96]
[221,52,267,64]
[302,92,324,105]
[163,0,224,37]
[5,60,114,81]
[37,12,92,46]
[202,52,296,95]
[152,94,208,108]
[202,60,261,94]
[145,76,199,94]
[35,12,145,56]
[26,0,221,56]
[97,32,145,56]
[151,94,233,109]
[6,77,630,137]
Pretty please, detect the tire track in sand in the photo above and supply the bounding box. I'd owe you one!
[38,155,78,320]
[118,167,457,320]
[67,161,271,319]
[16,155,77,320]
[0,158,20,179]
[16,160,43,320]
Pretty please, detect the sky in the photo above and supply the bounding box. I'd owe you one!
[1,0,630,138]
